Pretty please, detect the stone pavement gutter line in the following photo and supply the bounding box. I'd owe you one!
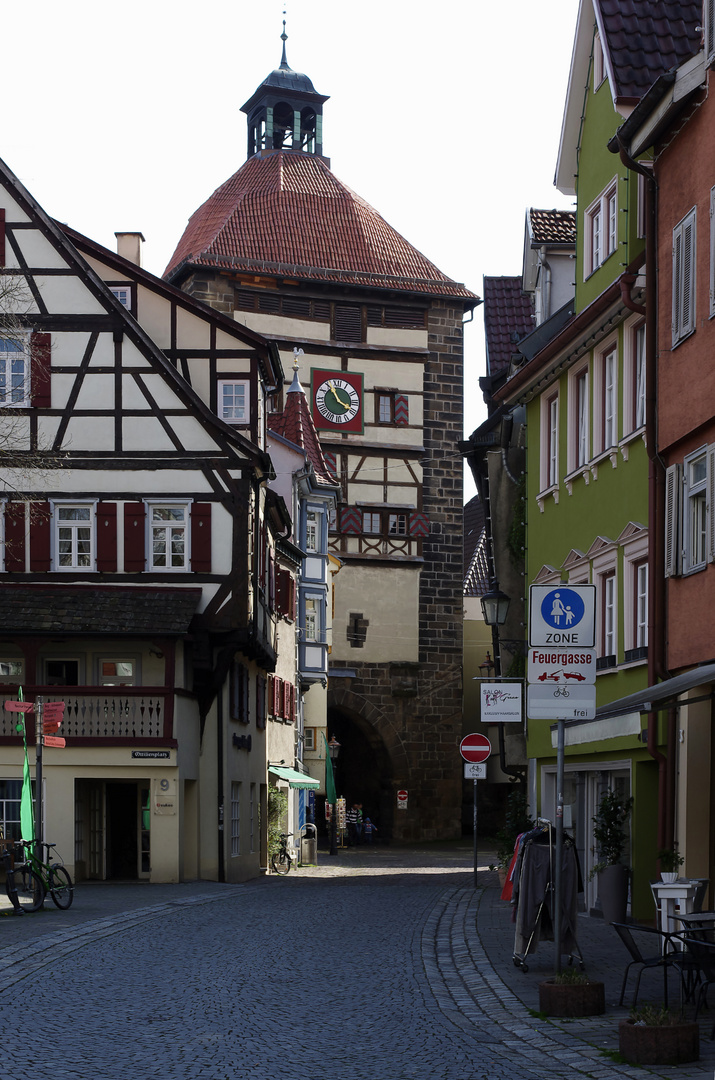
[1,850,715,1078]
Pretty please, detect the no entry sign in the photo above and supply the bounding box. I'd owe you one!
[459,733,491,764]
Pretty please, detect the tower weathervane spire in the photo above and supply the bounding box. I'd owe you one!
[280,14,289,70]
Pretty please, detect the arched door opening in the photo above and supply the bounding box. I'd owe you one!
[326,708,395,840]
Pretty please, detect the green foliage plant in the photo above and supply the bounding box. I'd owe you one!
[657,845,684,873]
[493,785,534,869]
[590,788,633,877]
[267,786,288,859]
[630,1003,676,1027]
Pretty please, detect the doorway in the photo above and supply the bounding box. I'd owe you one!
[75,779,150,881]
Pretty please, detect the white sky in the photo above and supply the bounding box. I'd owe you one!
[4,0,578,498]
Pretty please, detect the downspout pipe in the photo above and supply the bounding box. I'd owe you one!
[615,132,670,851]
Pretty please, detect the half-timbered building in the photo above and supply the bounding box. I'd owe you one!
[0,154,290,883]
[164,35,479,839]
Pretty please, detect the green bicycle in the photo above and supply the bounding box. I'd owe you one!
[15,840,74,910]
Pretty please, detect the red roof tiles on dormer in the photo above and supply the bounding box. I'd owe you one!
[164,151,477,301]
[483,277,534,377]
[598,0,701,104]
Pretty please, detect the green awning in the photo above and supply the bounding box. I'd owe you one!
[269,765,320,790]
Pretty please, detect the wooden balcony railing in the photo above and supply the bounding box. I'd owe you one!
[0,687,172,740]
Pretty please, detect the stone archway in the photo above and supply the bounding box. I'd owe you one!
[327,686,409,841]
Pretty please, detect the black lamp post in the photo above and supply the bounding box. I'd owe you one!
[479,582,511,634]
[328,736,341,857]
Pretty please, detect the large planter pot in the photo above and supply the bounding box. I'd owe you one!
[619,1019,699,1066]
[538,979,605,1017]
[597,863,629,924]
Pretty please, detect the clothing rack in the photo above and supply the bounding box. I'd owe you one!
[510,821,584,973]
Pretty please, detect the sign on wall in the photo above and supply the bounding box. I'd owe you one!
[480,682,522,722]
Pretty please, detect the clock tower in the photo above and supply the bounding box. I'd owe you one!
[165,28,478,843]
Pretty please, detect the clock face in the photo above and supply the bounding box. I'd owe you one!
[315,378,360,423]
[312,370,363,432]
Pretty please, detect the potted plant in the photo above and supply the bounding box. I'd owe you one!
[538,967,605,1016]
[591,788,633,924]
[657,845,684,883]
[489,786,533,889]
[619,1004,699,1065]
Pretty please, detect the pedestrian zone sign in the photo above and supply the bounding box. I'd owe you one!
[528,584,596,647]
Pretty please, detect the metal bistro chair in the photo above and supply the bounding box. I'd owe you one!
[684,936,715,1038]
[612,922,688,1009]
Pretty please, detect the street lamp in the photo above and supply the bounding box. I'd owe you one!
[480,582,511,629]
[327,736,341,857]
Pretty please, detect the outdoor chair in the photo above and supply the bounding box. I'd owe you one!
[612,922,687,1009]
[684,936,715,1037]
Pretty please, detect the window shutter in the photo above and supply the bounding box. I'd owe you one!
[664,463,682,577]
[30,332,51,408]
[339,506,362,534]
[395,394,409,426]
[97,502,117,572]
[324,450,338,477]
[409,511,429,537]
[707,0,715,63]
[709,447,715,563]
[29,502,51,571]
[190,503,211,572]
[333,304,362,342]
[711,188,715,318]
[681,213,696,337]
[4,502,25,572]
[276,567,287,616]
[272,676,282,716]
[0,209,5,268]
[124,502,146,572]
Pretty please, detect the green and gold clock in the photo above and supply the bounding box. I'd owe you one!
[312,370,363,433]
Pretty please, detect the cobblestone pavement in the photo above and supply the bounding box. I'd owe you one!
[1,845,714,1078]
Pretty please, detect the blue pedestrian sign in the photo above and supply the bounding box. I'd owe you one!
[529,584,596,647]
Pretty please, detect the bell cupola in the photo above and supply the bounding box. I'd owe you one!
[241,22,329,159]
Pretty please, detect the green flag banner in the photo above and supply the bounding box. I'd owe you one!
[322,734,337,805]
[17,689,34,843]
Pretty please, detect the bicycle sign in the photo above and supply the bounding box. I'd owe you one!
[527,682,596,720]
[529,585,596,647]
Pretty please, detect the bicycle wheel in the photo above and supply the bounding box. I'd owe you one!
[7,867,45,911]
[49,864,74,909]
[271,851,290,876]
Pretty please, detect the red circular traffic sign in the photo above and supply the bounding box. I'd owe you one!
[459,733,491,763]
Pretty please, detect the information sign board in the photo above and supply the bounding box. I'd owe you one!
[527,647,596,685]
[527,683,596,721]
[529,584,596,647]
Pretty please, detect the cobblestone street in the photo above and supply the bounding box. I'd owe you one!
[1,845,714,1079]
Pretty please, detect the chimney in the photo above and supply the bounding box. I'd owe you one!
[115,231,145,266]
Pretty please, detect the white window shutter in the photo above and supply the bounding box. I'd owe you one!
[708,445,715,562]
[664,463,682,577]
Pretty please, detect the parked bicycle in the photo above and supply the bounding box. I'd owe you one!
[15,840,74,910]
[271,833,293,876]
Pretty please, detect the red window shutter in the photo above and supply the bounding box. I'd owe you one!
[190,503,211,572]
[290,579,297,622]
[4,502,25,572]
[339,506,362,534]
[409,511,429,538]
[282,680,290,720]
[124,503,146,572]
[29,502,51,571]
[273,676,282,717]
[0,209,5,268]
[97,502,117,572]
[395,394,409,426]
[289,683,296,723]
[276,568,288,616]
[30,332,51,408]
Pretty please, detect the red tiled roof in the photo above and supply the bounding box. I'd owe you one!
[599,0,701,102]
[267,372,338,488]
[164,151,477,301]
[483,277,534,377]
[529,209,576,246]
